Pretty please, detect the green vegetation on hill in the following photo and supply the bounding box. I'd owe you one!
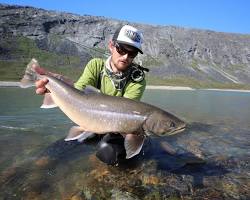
[1,36,250,90]
[0,36,83,81]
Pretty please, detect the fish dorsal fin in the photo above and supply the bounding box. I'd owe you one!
[124,134,145,159]
[40,93,58,109]
[84,85,101,94]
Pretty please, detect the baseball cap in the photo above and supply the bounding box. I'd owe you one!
[112,25,143,54]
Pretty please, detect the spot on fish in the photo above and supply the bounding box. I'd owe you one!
[132,111,141,115]
[100,104,107,108]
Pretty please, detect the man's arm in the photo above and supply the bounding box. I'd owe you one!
[74,64,97,91]
[74,58,104,91]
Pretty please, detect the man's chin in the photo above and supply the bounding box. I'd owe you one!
[117,63,129,70]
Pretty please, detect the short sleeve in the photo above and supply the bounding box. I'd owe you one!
[74,58,104,91]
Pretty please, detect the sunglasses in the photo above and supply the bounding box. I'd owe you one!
[114,42,138,58]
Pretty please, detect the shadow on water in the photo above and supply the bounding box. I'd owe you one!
[1,122,249,199]
[117,122,214,167]
[117,124,230,188]
[15,122,214,170]
[107,121,249,199]
[1,88,250,199]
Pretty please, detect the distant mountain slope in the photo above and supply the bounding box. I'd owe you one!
[1,4,250,88]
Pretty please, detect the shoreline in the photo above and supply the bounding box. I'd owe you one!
[1,81,250,93]
[0,81,20,87]
[146,85,194,90]
[146,85,250,93]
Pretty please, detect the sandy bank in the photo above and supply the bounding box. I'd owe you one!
[1,81,250,93]
[146,85,250,92]
[146,85,250,93]
[0,82,194,90]
[201,88,250,93]
[146,85,194,90]
[0,81,20,87]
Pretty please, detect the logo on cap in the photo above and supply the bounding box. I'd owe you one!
[124,29,141,43]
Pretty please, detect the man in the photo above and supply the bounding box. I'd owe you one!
[35,25,146,165]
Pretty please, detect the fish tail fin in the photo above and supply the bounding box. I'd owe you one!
[20,58,40,88]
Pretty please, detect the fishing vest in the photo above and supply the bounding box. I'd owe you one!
[97,60,147,93]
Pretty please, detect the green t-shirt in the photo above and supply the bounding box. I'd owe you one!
[74,58,146,100]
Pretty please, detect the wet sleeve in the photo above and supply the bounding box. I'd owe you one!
[123,79,146,101]
[74,59,99,91]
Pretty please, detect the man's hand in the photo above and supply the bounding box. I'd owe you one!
[34,69,73,95]
[35,78,49,95]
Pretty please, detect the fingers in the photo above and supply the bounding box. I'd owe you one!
[35,78,48,88]
[36,87,48,95]
[35,78,49,95]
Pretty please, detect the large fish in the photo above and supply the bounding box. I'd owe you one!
[20,58,186,158]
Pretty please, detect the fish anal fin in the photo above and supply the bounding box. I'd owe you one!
[124,134,145,159]
[40,93,58,109]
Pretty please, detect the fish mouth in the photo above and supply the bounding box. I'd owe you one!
[165,124,186,136]
[147,125,186,137]
[169,126,186,135]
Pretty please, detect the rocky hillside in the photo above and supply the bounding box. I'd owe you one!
[1,4,250,88]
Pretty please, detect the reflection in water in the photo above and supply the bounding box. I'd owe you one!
[0,88,249,199]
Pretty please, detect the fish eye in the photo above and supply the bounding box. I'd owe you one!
[170,122,175,128]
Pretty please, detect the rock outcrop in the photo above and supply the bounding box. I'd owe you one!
[1,4,250,84]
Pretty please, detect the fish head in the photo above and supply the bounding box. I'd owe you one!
[143,110,186,136]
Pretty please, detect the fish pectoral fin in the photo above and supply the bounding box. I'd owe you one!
[40,93,58,109]
[64,126,86,141]
[124,134,145,159]
[77,132,96,143]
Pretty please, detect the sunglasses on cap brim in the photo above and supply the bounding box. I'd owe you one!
[114,42,138,58]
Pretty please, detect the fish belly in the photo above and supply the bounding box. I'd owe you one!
[48,86,145,133]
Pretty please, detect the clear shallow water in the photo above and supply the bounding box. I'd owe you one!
[0,87,249,199]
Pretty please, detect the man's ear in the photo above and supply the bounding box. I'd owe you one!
[108,40,114,52]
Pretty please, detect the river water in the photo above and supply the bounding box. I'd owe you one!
[0,87,249,199]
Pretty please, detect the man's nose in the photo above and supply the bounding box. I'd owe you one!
[121,53,131,59]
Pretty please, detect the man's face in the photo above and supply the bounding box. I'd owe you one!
[109,41,138,72]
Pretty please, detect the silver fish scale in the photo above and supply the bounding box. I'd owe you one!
[46,76,148,133]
